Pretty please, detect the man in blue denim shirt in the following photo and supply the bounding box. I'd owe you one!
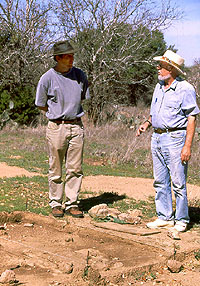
[136,50,200,232]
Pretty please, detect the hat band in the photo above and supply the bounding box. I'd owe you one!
[161,56,182,69]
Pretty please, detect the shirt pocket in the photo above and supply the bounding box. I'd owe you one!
[164,98,181,117]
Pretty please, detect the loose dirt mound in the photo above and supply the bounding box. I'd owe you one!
[0,212,200,286]
[0,163,200,285]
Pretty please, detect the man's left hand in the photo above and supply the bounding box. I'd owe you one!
[181,115,196,164]
[181,145,191,163]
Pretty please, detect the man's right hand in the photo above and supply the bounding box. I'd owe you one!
[136,122,150,136]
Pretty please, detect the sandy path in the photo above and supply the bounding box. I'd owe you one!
[0,162,42,177]
[81,175,200,201]
[0,162,199,201]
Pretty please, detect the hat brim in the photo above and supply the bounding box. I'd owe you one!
[52,49,75,56]
[153,56,186,75]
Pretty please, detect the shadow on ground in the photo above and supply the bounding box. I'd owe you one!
[79,192,126,212]
[189,205,200,226]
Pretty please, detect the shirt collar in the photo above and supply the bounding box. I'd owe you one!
[159,78,179,91]
[169,79,178,91]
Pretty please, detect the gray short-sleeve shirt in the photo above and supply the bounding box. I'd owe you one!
[35,67,90,120]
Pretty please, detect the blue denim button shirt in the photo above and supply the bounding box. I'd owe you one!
[150,77,200,129]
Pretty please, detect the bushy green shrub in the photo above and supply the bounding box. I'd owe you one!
[0,85,39,126]
[0,89,10,113]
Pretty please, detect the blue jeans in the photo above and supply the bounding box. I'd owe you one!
[151,130,189,224]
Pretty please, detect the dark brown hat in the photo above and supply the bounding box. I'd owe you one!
[52,40,75,56]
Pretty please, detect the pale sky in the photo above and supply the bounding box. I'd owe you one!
[164,0,200,66]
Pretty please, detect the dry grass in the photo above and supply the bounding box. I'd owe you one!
[83,105,152,164]
[1,105,199,183]
[82,105,200,184]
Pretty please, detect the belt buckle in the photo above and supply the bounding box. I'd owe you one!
[155,128,165,134]
[154,128,161,134]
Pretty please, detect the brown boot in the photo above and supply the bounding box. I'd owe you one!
[65,207,84,218]
[52,206,64,217]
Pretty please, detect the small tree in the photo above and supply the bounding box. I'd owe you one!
[0,0,54,125]
[187,59,200,100]
[0,85,39,126]
[0,0,54,88]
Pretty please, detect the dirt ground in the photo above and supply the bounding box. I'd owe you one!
[0,162,200,286]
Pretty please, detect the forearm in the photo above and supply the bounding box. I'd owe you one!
[184,116,196,148]
[181,115,196,162]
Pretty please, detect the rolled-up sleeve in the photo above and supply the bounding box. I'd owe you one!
[35,78,48,107]
[181,84,200,117]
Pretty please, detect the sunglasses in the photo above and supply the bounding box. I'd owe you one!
[157,62,171,71]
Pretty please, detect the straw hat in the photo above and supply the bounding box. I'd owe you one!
[153,50,185,75]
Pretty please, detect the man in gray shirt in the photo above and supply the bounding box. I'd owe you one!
[136,50,199,232]
[35,40,90,218]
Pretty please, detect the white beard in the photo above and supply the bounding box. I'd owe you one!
[158,74,171,81]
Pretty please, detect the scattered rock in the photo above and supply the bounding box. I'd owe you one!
[113,262,124,268]
[64,263,73,274]
[127,209,142,217]
[65,237,74,242]
[107,208,121,217]
[48,281,62,286]
[24,223,34,228]
[118,213,141,224]
[88,204,109,219]
[88,204,142,224]
[0,269,16,283]
[167,259,183,273]
[0,223,6,230]
[167,229,181,240]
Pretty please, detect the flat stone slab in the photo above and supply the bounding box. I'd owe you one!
[93,221,161,236]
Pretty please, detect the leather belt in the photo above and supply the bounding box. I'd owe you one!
[154,127,186,134]
[49,118,81,124]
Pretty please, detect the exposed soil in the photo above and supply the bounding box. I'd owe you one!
[0,163,200,286]
[0,162,43,178]
[1,162,199,201]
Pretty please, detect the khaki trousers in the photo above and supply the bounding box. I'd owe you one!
[46,121,84,209]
